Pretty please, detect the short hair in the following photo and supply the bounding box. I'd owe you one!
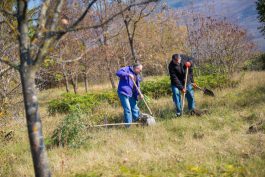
[172,54,181,60]
[132,63,142,68]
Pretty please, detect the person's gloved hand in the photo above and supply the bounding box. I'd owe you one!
[128,74,135,80]
[185,61,191,68]
[181,88,186,94]
[192,83,198,88]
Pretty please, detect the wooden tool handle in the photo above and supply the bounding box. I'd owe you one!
[131,78,153,115]
[181,67,189,114]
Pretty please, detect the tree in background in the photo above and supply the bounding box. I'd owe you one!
[0,0,23,124]
[257,0,265,37]
[119,0,157,63]
[183,11,255,74]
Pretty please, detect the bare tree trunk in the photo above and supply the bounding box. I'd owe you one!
[129,38,137,63]
[19,67,51,177]
[62,64,70,92]
[106,61,116,89]
[84,73,89,93]
[64,73,70,93]
[70,74,78,94]
[17,1,51,176]
[108,71,116,89]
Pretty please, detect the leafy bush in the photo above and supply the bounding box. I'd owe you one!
[141,76,171,99]
[244,53,265,71]
[48,91,119,115]
[194,64,224,76]
[48,74,237,115]
[141,74,236,99]
[51,112,87,147]
[195,74,238,89]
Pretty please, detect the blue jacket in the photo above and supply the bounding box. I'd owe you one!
[116,66,141,99]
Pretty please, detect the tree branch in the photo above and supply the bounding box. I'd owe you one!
[0,66,12,77]
[6,83,21,97]
[48,0,159,38]
[31,1,51,44]
[132,3,157,39]
[33,0,65,67]
[70,0,98,29]
[17,0,31,65]
[0,58,19,70]
[61,48,91,63]
[0,9,16,17]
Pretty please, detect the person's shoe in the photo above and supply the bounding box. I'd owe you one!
[190,109,203,116]
[176,112,182,117]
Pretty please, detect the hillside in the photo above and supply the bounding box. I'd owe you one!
[1,71,265,177]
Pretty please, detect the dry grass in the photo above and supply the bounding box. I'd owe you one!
[1,71,265,177]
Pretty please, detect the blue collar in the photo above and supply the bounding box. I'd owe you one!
[129,66,137,75]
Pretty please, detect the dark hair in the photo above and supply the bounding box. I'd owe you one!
[172,54,181,60]
[132,63,142,68]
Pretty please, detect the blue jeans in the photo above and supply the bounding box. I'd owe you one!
[118,93,140,125]
[171,84,195,114]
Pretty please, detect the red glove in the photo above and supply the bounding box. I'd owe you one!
[185,62,191,68]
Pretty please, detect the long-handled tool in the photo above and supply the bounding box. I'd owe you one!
[181,67,189,114]
[91,122,141,127]
[194,85,215,97]
[131,79,153,116]
[88,78,156,128]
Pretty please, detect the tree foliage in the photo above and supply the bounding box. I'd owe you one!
[257,0,265,36]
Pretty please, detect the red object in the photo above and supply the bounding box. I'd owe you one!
[182,89,186,93]
[185,62,191,68]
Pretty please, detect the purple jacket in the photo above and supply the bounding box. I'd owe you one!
[116,66,141,98]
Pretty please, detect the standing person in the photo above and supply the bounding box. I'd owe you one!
[168,54,198,116]
[116,63,144,126]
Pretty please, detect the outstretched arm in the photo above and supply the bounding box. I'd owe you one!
[116,67,129,78]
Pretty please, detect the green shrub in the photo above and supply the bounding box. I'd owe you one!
[141,74,236,99]
[141,76,171,99]
[244,53,265,71]
[194,64,223,76]
[48,74,237,115]
[195,74,238,89]
[51,112,87,147]
[47,91,119,115]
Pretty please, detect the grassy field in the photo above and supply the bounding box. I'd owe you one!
[1,71,265,177]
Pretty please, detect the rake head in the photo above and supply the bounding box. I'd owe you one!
[139,113,156,126]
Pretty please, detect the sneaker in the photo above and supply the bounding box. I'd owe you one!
[176,112,182,117]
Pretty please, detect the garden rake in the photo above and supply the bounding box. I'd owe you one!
[131,79,153,116]
[88,78,156,128]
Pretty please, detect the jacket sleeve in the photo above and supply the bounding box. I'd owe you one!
[137,76,141,90]
[189,66,194,83]
[187,57,194,83]
[169,64,184,90]
[116,67,129,78]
